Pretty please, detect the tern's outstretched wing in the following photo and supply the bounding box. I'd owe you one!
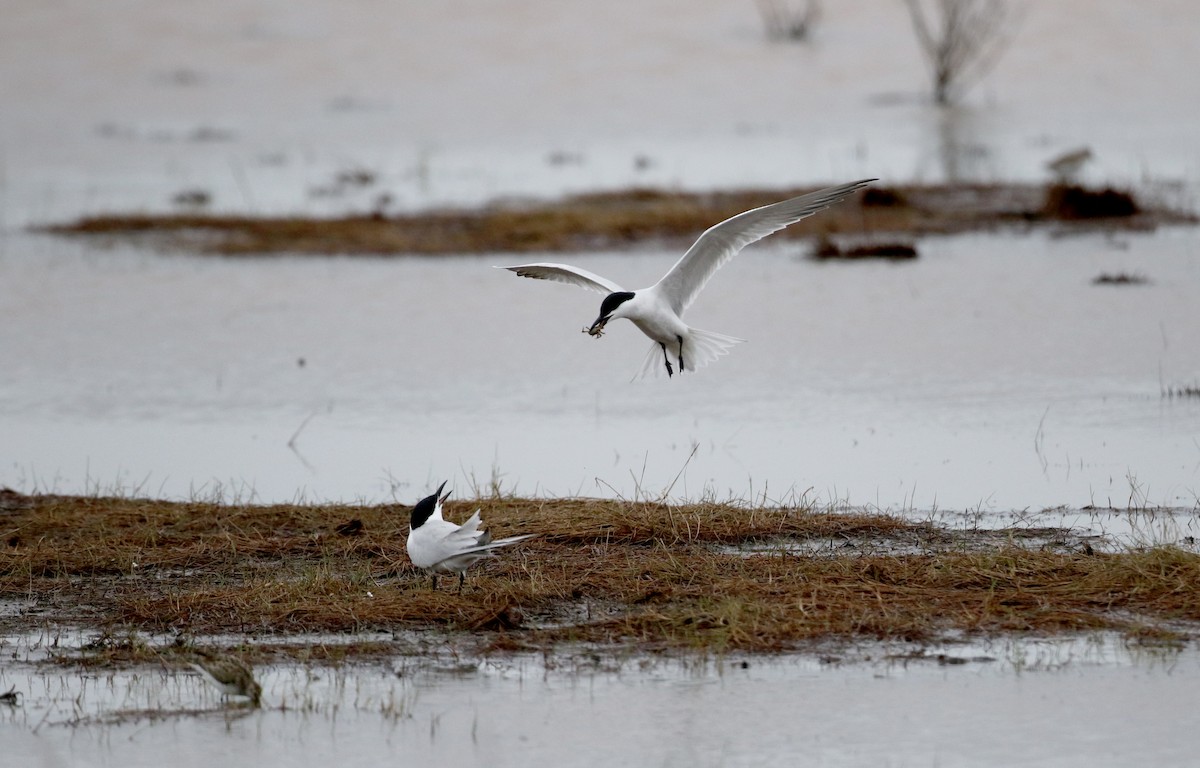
[652,179,875,314]
[496,263,624,295]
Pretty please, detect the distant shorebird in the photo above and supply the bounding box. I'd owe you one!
[1045,147,1092,182]
[406,481,535,591]
[498,179,873,379]
[190,650,262,707]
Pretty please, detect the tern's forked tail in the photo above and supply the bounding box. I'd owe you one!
[635,327,746,380]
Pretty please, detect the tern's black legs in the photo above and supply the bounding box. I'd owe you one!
[659,337,687,377]
[428,573,467,592]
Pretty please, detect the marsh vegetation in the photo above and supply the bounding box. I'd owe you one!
[3,491,1196,665]
[48,181,1190,257]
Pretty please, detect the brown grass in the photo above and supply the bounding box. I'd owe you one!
[2,493,1197,662]
[45,182,1194,256]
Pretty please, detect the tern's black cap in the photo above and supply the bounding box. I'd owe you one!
[410,480,448,529]
[598,291,635,320]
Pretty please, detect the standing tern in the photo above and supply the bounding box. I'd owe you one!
[406,481,535,591]
[498,178,874,379]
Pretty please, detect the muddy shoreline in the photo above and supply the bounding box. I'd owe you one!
[2,492,1196,667]
[45,182,1196,256]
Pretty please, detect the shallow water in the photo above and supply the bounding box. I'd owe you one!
[2,1,1199,227]
[4,227,1199,513]
[3,3,1200,763]
[3,0,1199,512]
[1,638,1196,768]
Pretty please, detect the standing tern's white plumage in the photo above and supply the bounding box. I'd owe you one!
[406,481,535,591]
[498,178,875,379]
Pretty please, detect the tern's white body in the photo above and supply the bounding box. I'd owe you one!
[407,483,534,588]
[406,508,497,574]
[618,290,740,380]
[499,178,874,378]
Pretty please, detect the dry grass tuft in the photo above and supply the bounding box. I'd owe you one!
[3,493,1197,659]
[1043,184,1139,219]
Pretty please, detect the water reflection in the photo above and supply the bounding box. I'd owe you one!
[918,104,996,182]
[2,637,1198,767]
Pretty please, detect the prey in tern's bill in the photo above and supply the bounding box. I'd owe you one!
[498,179,874,379]
[406,481,535,592]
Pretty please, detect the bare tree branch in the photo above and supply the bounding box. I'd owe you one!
[901,0,1020,105]
[756,0,822,42]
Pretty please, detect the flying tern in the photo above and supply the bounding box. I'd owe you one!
[406,481,535,591]
[498,178,874,378]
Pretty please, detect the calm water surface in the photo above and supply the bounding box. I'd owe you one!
[2,638,1198,768]
[3,3,1200,765]
[3,227,1198,512]
[3,0,1199,512]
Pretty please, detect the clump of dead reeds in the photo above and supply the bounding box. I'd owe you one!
[1092,272,1148,286]
[1162,383,1200,399]
[2,493,1197,658]
[810,236,918,260]
[1043,183,1139,219]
